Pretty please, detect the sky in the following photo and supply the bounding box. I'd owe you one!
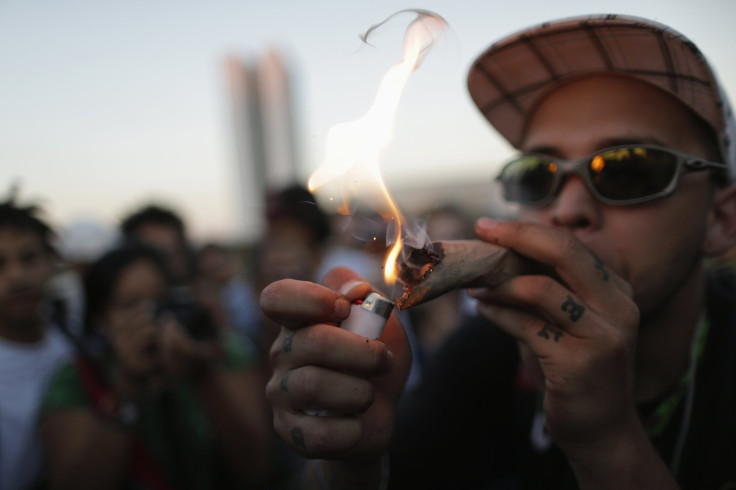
[2,0,736,247]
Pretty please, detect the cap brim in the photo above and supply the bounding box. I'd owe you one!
[467,14,726,152]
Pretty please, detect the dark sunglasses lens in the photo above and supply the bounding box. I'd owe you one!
[499,156,557,204]
[590,147,678,201]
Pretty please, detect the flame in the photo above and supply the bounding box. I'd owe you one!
[307,10,447,285]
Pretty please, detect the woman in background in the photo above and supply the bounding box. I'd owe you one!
[40,244,274,490]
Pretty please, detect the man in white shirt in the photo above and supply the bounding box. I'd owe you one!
[0,195,72,490]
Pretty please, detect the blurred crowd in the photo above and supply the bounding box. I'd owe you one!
[0,183,482,490]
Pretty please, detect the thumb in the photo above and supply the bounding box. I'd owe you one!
[322,266,374,301]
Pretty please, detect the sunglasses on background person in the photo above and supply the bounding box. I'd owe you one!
[496,145,729,207]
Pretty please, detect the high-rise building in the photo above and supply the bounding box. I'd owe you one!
[226,50,299,243]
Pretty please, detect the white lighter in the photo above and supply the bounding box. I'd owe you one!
[304,291,395,417]
[339,291,395,340]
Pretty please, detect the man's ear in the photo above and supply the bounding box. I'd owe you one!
[704,184,736,256]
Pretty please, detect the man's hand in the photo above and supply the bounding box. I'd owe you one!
[261,267,411,462]
[470,218,642,457]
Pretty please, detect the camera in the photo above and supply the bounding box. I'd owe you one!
[156,289,218,342]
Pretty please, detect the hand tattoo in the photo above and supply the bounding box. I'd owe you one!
[292,427,307,449]
[561,295,585,322]
[538,324,563,342]
[590,250,609,281]
[283,332,295,352]
[280,372,290,393]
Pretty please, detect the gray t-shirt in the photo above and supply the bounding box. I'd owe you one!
[0,326,72,490]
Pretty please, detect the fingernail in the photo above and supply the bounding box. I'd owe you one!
[386,349,395,371]
[334,297,351,320]
[339,280,367,296]
[476,217,498,231]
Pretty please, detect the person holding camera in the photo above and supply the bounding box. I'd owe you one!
[40,244,274,490]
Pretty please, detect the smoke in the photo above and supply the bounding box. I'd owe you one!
[359,9,449,79]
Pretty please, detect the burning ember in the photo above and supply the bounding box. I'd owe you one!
[396,240,542,309]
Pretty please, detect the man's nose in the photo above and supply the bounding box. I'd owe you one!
[549,175,602,231]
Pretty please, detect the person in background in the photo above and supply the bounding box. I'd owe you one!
[47,219,117,341]
[256,185,331,287]
[255,184,331,355]
[316,210,388,290]
[119,204,234,352]
[0,194,72,490]
[40,244,274,490]
[261,14,736,489]
[196,242,262,354]
[120,204,195,288]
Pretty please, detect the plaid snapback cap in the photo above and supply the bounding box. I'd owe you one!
[467,14,736,179]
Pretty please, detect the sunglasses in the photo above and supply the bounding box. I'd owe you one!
[496,144,728,206]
